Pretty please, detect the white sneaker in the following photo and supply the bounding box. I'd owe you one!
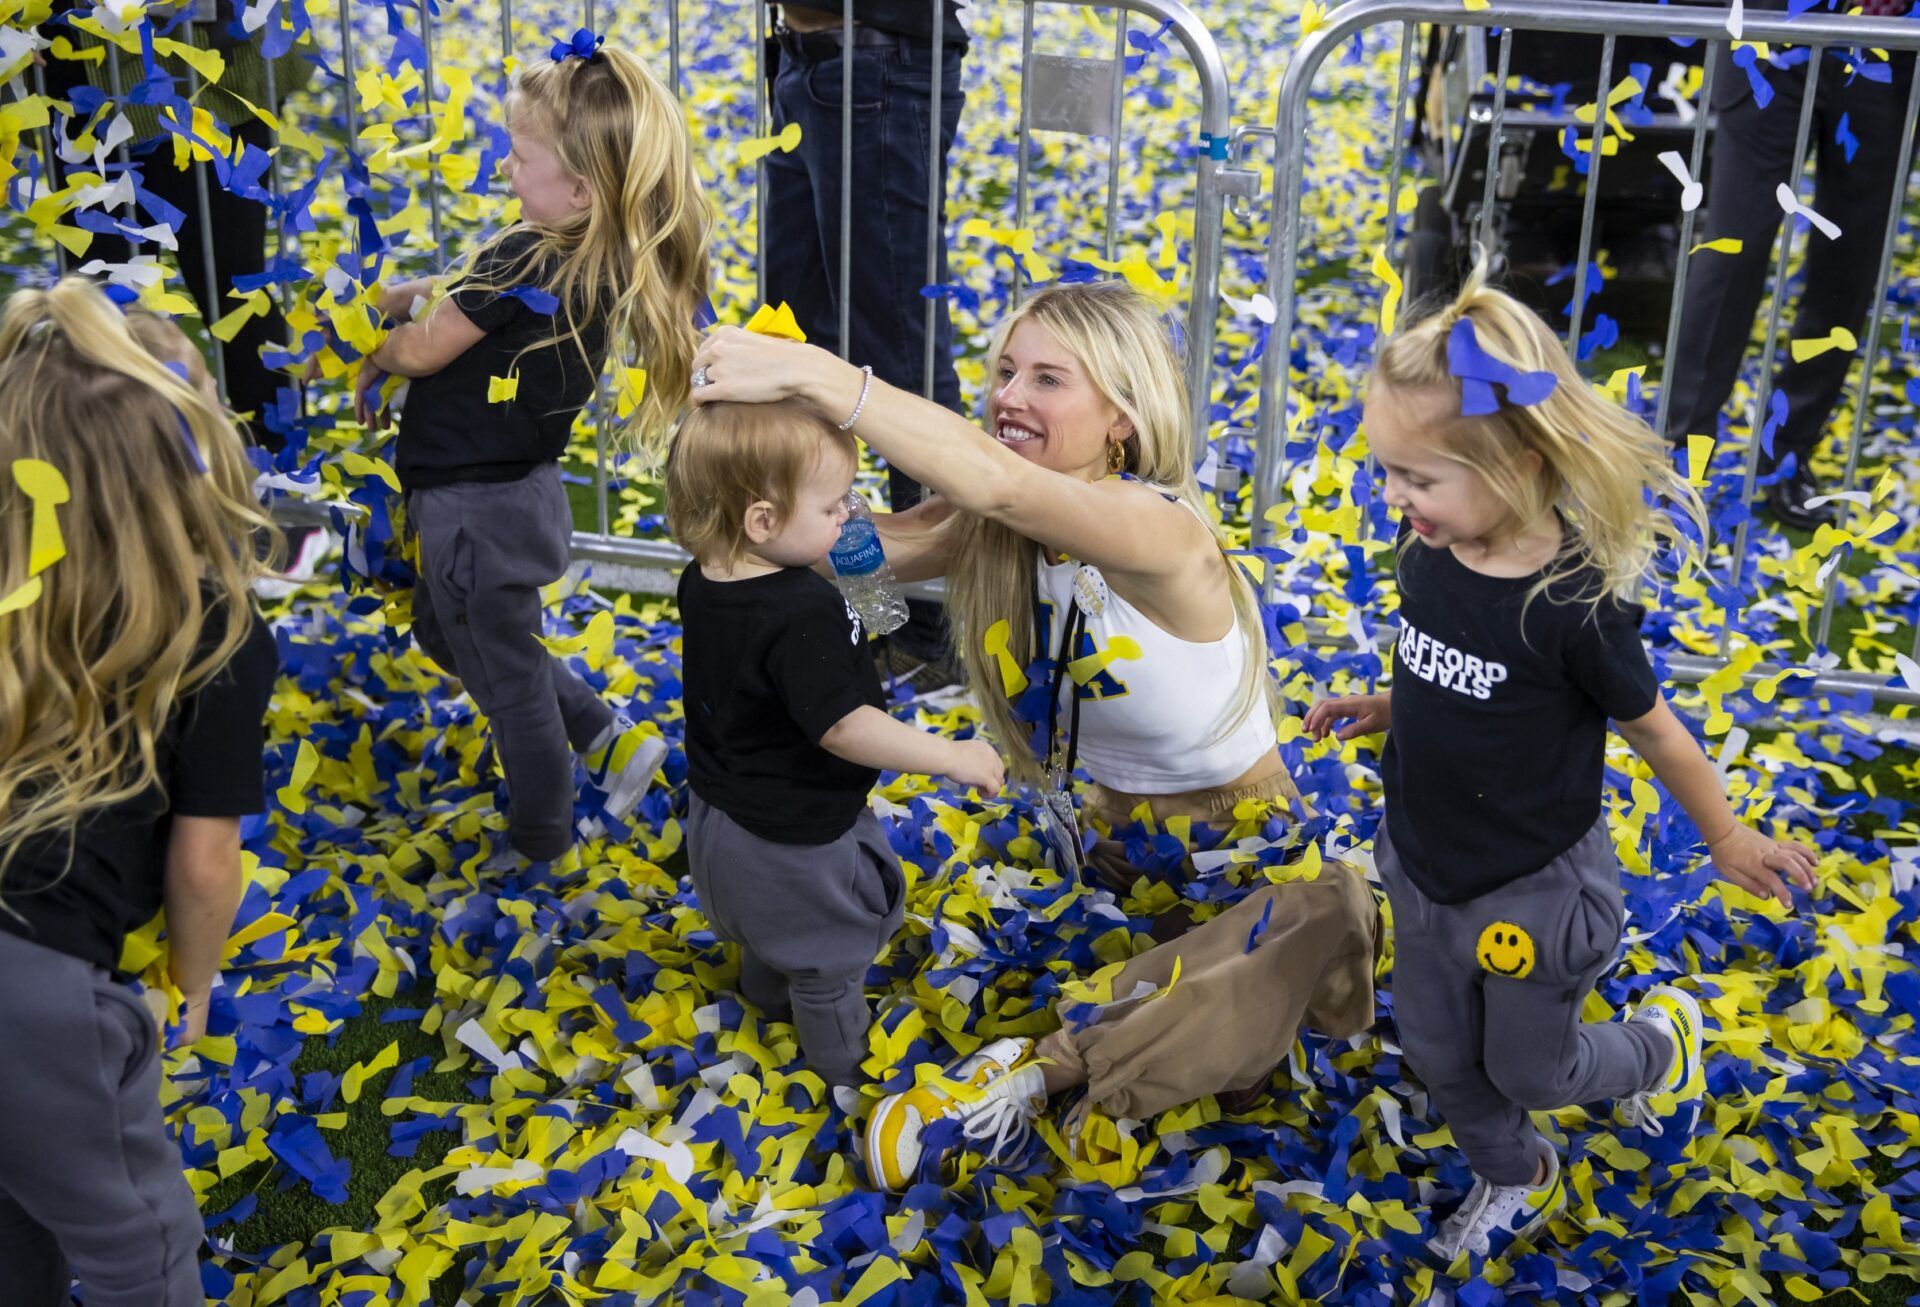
[864,1037,1046,1191]
[253,525,336,599]
[1618,984,1706,1136]
[1428,1146,1564,1261]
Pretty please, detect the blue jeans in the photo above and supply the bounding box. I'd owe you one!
[765,34,966,657]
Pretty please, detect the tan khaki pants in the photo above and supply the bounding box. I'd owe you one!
[1036,858,1379,1119]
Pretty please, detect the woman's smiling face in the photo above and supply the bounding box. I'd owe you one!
[987,321,1130,481]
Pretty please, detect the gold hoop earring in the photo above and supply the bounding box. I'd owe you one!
[1107,441,1127,475]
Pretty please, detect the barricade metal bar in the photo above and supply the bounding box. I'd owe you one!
[668,0,680,93]
[1381,21,1415,265]
[923,0,946,399]
[1104,14,1126,266]
[103,45,139,255]
[1256,0,1920,703]
[755,0,768,307]
[1563,32,1612,352]
[1472,26,1511,255]
[418,0,448,259]
[339,0,360,170]
[501,0,512,68]
[1060,0,1233,451]
[1817,65,1920,653]
[1651,44,1716,444]
[838,0,853,360]
[179,19,231,404]
[29,61,66,276]
[1721,45,1823,656]
[1013,0,1035,309]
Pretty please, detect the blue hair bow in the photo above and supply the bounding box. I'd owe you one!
[550,27,604,64]
[1446,318,1557,417]
[158,360,210,474]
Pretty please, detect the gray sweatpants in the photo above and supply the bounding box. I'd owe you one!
[687,796,906,1087]
[0,932,204,1307]
[1377,816,1670,1186]
[410,463,614,860]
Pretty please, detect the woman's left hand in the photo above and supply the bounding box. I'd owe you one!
[689,326,840,407]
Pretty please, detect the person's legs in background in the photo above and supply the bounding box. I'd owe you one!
[1761,52,1917,527]
[1660,71,1797,467]
[765,32,966,670]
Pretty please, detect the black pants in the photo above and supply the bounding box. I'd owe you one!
[1663,52,1917,471]
[38,51,293,449]
[763,31,966,656]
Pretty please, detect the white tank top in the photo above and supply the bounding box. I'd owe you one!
[1033,502,1279,793]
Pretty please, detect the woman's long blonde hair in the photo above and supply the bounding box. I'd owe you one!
[0,280,271,887]
[944,281,1282,784]
[1375,263,1706,609]
[459,41,711,455]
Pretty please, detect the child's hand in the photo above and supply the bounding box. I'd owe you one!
[1707,824,1818,909]
[178,986,212,1045]
[1303,692,1391,741]
[943,738,1005,794]
[354,361,389,431]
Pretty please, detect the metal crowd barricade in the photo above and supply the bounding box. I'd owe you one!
[288,0,1245,576]
[1253,0,1920,706]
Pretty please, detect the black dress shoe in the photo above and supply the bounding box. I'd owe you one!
[1765,463,1837,532]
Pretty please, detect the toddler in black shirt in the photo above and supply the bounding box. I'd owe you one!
[667,398,1002,1087]
[1306,268,1818,1264]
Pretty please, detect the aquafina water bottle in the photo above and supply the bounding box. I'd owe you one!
[829,492,909,636]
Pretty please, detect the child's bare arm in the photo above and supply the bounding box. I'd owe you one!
[1303,689,1391,741]
[820,706,1004,792]
[369,297,488,378]
[162,815,247,1042]
[1616,697,1818,907]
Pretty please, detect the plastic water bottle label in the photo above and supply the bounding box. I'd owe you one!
[831,521,886,579]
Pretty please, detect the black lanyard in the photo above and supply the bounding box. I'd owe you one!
[1034,570,1087,786]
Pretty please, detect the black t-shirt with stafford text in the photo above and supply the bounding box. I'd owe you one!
[678,565,885,845]
[395,228,609,492]
[1380,538,1659,905]
[0,608,277,976]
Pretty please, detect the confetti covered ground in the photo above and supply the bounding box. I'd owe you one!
[7,0,1920,1303]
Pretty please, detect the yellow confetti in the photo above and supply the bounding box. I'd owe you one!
[13,458,70,575]
[1687,434,1715,486]
[739,120,802,165]
[488,373,520,403]
[277,739,320,814]
[743,301,808,343]
[1690,236,1744,255]
[1371,245,1403,336]
[982,619,1028,698]
[1789,326,1858,363]
[614,366,649,420]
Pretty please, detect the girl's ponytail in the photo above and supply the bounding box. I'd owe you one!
[0,279,270,885]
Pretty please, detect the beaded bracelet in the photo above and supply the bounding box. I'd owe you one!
[837,365,874,431]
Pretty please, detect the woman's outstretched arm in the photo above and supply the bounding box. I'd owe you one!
[691,330,1210,582]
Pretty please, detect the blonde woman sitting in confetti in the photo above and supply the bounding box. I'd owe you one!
[689,281,1379,1191]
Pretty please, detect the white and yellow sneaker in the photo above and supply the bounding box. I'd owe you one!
[864,1037,1046,1192]
[1619,984,1706,1136]
[581,715,668,824]
[1429,1146,1565,1262]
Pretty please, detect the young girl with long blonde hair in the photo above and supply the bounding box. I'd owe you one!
[0,279,279,1304]
[689,280,1378,1193]
[353,31,708,866]
[1306,265,1818,1261]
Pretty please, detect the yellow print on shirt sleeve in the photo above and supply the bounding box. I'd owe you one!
[1036,600,1133,702]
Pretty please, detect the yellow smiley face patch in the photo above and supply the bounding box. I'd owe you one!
[1477,921,1536,978]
